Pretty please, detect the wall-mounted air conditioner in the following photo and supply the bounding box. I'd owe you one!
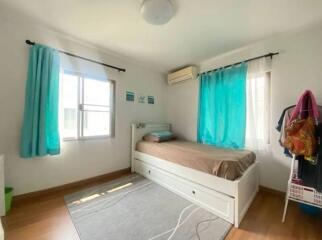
[167,66,197,85]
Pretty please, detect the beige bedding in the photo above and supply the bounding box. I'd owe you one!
[136,140,256,180]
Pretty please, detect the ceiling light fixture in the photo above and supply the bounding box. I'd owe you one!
[140,0,175,25]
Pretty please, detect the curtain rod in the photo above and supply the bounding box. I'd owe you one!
[198,52,279,76]
[25,40,126,72]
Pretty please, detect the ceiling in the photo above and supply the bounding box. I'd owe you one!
[1,0,322,72]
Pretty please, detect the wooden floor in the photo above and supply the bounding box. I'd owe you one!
[2,175,322,240]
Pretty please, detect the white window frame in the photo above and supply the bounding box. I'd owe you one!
[61,70,115,141]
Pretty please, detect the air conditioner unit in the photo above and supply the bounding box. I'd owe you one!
[167,66,197,85]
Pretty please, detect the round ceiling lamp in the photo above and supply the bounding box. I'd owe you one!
[140,0,175,25]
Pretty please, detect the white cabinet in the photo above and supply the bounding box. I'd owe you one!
[0,155,4,217]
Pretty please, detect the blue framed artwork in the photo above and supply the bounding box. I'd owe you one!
[126,91,135,102]
[148,96,155,104]
[138,94,146,104]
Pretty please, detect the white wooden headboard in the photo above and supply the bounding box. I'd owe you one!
[131,123,170,172]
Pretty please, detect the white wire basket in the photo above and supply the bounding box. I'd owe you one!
[289,182,322,207]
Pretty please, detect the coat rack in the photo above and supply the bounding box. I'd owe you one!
[282,154,322,222]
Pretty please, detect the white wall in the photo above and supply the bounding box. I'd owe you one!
[0,18,167,195]
[166,23,322,192]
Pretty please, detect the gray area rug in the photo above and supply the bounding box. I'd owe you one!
[65,174,232,240]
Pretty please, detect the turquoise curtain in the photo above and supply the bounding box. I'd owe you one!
[20,44,60,158]
[197,63,247,149]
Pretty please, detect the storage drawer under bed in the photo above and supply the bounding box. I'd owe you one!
[134,158,235,224]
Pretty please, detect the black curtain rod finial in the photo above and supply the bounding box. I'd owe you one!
[26,40,35,45]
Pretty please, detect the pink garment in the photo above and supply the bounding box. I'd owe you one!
[289,90,320,123]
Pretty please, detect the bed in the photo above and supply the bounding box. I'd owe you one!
[131,123,259,228]
[136,140,255,180]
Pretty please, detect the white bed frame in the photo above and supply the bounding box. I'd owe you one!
[131,123,259,228]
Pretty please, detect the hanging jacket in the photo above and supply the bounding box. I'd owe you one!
[288,90,320,124]
[276,105,295,132]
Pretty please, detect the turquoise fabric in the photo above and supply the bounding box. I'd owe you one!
[20,44,60,158]
[149,131,174,141]
[150,131,173,138]
[197,64,247,149]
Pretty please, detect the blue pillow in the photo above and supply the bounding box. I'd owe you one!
[150,131,173,138]
[143,131,175,142]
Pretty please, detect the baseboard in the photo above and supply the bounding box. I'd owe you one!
[13,168,131,204]
[259,185,285,196]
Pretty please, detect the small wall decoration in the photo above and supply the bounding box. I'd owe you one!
[126,91,135,102]
[148,96,155,104]
[138,94,146,104]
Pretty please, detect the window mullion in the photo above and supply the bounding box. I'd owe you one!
[80,75,85,139]
[77,74,82,139]
[110,81,115,137]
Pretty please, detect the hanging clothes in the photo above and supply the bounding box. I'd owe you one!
[276,105,295,132]
[278,105,322,148]
[298,123,322,192]
[277,106,296,158]
[276,90,322,192]
[316,123,322,192]
[288,90,320,124]
[283,90,320,160]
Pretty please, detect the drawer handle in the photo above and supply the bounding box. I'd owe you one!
[192,190,196,195]
[148,170,151,174]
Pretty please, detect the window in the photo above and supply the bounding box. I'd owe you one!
[245,71,271,150]
[244,57,272,151]
[60,71,115,140]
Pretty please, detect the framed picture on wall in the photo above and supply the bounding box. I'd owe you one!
[148,96,154,104]
[126,91,135,102]
[138,94,145,104]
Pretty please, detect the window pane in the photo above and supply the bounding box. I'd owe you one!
[84,78,111,106]
[62,73,78,138]
[83,111,111,137]
[245,72,270,150]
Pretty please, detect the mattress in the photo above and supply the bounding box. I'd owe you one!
[136,140,256,180]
